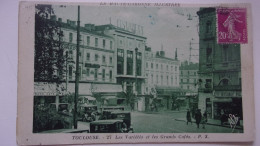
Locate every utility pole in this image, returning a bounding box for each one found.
[74,5,80,129]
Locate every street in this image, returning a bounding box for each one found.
[78,111,243,133]
[131,111,243,133]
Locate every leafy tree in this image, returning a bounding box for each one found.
[118,90,139,110]
[34,4,66,83]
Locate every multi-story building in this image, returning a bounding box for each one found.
[179,61,199,92]
[59,20,115,84]
[34,16,124,110]
[144,46,180,110]
[95,22,147,111]
[197,8,242,119]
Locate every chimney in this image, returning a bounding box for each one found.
[50,15,56,21]
[67,19,71,25]
[85,24,95,31]
[156,51,160,57]
[72,21,76,26]
[58,18,62,23]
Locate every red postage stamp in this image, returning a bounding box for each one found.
[217,8,247,44]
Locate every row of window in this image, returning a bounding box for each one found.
[146,62,178,72]
[68,32,113,49]
[205,45,240,64]
[148,74,178,86]
[68,66,113,81]
[180,71,197,76]
[69,51,113,64]
[180,78,197,83]
[117,49,142,76]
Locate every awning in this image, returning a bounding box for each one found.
[101,96,117,99]
[34,82,68,96]
[67,83,92,95]
[91,84,122,93]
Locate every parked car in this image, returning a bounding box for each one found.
[90,119,127,133]
[79,104,98,122]
[110,111,133,133]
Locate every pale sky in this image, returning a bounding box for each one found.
[52,5,200,63]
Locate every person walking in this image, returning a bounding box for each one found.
[201,111,208,129]
[186,109,192,125]
[195,109,202,128]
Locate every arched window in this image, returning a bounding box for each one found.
[218,78,230,86]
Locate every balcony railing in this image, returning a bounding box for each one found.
[213,85,241,91]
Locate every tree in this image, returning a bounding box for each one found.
[118,90,139,110]
[34,4,66,83]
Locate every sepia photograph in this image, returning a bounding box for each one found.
[17,2,255,145]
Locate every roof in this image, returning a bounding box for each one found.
[180,62,199,70]
[90,119,123,125]
[155,55,178,62]
[60,22,113,39]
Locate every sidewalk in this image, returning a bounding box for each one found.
[174,118,243,130]
[141,110,187,114]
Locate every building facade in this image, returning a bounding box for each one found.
[144,46,180,110]
[96,24,147,111]
[197,8,242,119]
[179,61,199,92]
[59,19,116,84]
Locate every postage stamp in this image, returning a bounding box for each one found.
[217,8,247,44]
[17,2,254,145]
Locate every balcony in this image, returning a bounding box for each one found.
[213,85,241,91]
[198,87,213,93]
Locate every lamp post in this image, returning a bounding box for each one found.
[73,5,80,129]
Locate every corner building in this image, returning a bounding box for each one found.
[144,47,180,111]
[197,8,242,120]
[96,24,147,111]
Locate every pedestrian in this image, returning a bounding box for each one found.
[201,111,207,129]
[195,109,202,128]
[186,109,192,125]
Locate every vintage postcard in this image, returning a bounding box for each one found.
[17,1,255,145]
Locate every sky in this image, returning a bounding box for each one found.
[52,4,200,63]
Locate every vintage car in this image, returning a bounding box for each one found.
[49,103,73,129]
[90,119,128,133]
[109,111,133,133]
[78,104,98,122]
